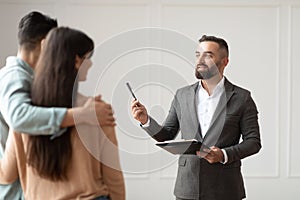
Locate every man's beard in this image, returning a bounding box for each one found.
[195,63,220,80]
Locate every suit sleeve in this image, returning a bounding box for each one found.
[224,92,262,163]
[0,131,18,184]
[142,92,180,142]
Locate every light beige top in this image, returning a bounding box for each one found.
[0,97,125,200]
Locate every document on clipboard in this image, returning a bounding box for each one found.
[155,139,209,155]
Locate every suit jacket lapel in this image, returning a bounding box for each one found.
[204,78,235,140]
[187,82,203,140]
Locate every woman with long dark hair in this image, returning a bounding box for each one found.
[0,27,125,200]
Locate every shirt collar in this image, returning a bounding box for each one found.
[198,76,225,97]
[6,56,34,76]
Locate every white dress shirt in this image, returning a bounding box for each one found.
[197,77,225,137]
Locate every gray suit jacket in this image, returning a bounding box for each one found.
[142,78,261,200]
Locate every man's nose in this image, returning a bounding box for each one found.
[197,55,205,64]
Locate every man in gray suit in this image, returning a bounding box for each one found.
[131,35,261,200]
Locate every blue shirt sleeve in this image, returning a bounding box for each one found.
[0,68,67,135]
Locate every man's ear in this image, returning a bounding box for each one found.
[222,57,229,67]
[219,57,229,74]
[40,39,45,50]
[75,55,82,70]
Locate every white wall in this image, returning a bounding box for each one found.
[0,0,300,199]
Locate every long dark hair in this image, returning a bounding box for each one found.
[27,27,94,181]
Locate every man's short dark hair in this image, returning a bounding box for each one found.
[18,11,57,51]
[199,35,229,58]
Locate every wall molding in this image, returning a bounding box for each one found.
[288,5,300,178]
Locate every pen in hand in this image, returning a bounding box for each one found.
[126,82,137,100]
[127,83,148,124]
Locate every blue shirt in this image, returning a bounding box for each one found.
[0,56,67,199]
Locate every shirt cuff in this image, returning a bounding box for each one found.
[49,107,68,135]
[221,149,228,164]
[140,118,150,127]
[50,128,67,140]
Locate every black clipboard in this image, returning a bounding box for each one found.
[155,139,209,155]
